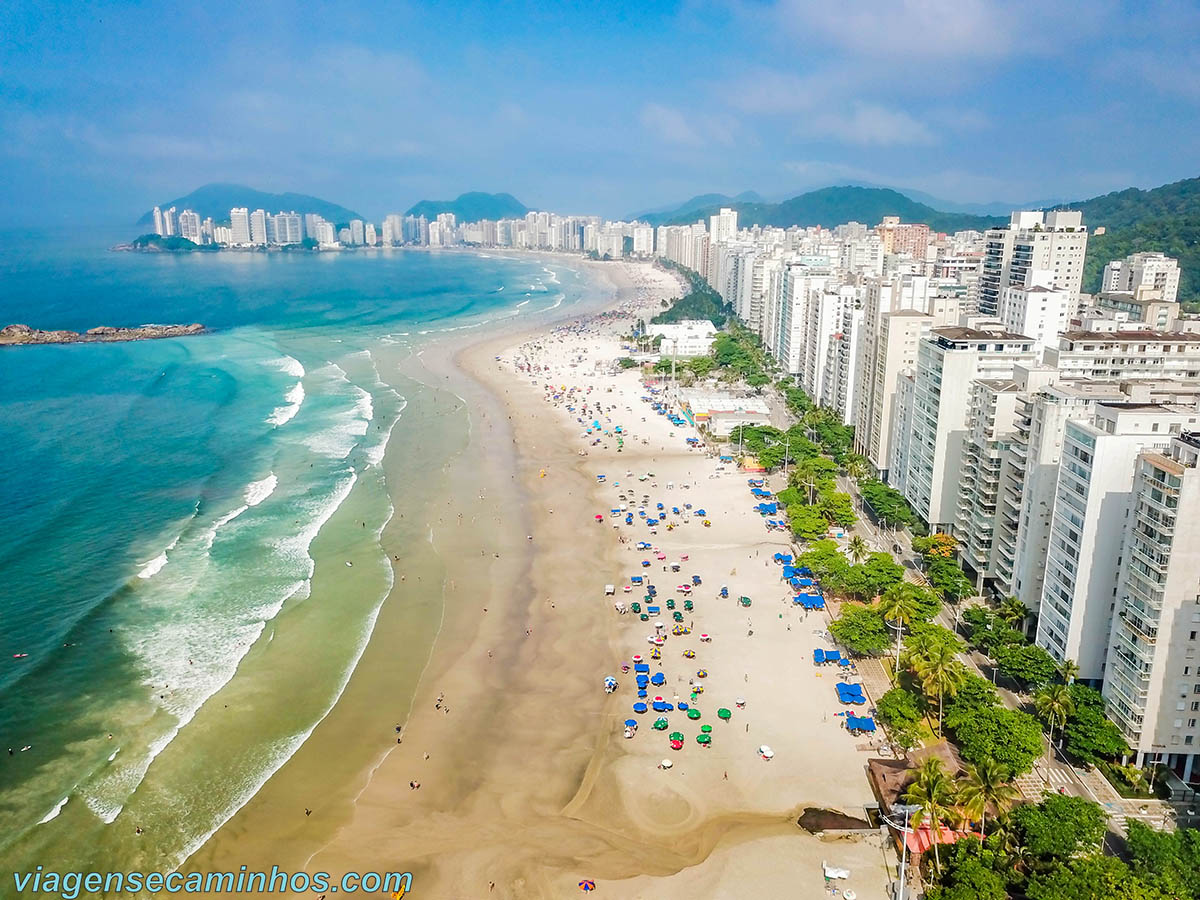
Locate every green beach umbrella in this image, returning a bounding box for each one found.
[653,717,669,730]
[717,708,732,720]
[687,708,701,720]
[669,731,684,741]
[696,734,712,745]
[700,725,713,733]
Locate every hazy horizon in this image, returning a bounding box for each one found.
[3,0,1199,225]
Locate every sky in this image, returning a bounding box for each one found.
[2,0,1199,225]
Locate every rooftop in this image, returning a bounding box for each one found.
[933,325,1032,342]
[1061,330,1200,343]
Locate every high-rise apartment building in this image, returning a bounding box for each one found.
[875,216,931,261]
[153,206,165,236]
[249,209,267,246]
[230,208,251,246]
[998,270,1072,356]
[1102,252,1181,303]
[893,326,1037,530]
[978,211,1087,317]
[1044,331,1200,380]
[177,209,202,244]
[1106,433,1200,780]
[1035,403,1198,680]
[349,219,365,246]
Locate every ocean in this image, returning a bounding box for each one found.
[0,231,595,873]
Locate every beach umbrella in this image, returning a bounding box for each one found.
[677,701,689,710]
[624,719,638,728]
[717,708,732,720]
[633,702,648,714]
[735,697,746,708]
[632,654,643,663]
[660,759,673,769]
[700,725,712,733]
[758,745,775,760]
[651,673,666,686]
[683,649,696,658]
[687,708,701,720]
[579,880,596,892]
[696,734,712,745]
[669,739,684,750]
[696,669,708,678]
[653,717,669,730]
[669,731,684,741]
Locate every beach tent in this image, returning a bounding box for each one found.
[823,650,842,663]
[634,663,650,673]
[696,734,712,745]
[836,683,867,705]
[636,676,649,688]
[846,715,876,733]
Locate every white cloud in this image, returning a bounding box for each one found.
[639,103,739,148]
[807,103,935,146]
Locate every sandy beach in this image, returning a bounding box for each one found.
[189,257,892,898]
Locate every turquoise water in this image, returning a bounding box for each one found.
[0,232,590,868]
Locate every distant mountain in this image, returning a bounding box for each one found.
[136,183,362,226]
[630,191,764,223]
[1054,176,1200,302]
[405,192,528,223]
[650,186,1003,232]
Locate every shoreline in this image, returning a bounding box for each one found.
[189,254,889,898]
[183,257,646,879]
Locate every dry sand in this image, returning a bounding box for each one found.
[192,258,894,898]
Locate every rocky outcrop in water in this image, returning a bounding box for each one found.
[0,323,206,346]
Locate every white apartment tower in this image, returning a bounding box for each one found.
[1102,252,1181,303]
[248,209,267,246]
[1035,403,1198,681]
[230,208,251,246]
[893,326,1037,530]
[1106,433,1200,782]
[978,211,1087,317]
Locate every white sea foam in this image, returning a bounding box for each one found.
[516,299,531,308]
[244,474,278,507]
[38,796,69,824]
[267,382,305,427]
[137,552,168,580]
[353,385,374,422]
[364,398,406,467]
[266,356,305,379]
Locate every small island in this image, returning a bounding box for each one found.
[0,323,206,347]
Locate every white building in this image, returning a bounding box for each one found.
[230,208,251,246]
[1035,403,1198,681]
[1106,432,1200,781]
[1044,331,1200,380]
[893,326,1038,530]
[978,211,1088,317]
[177,209,202,244]
[249,209,267,246]
[1102,252,1181,303]
[998,269,1072,356]
[648,320,718,358]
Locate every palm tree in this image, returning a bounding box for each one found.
[1033,682,1074,752]
[911,644,967,735]
[847,534,869,564]
[1059,658,1080,685]
[904,757,956,873]
[998,596,1030,632]
[878,583,923,675]
[845,456,867,481]
[956,759,1019,835]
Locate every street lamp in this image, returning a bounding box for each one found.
[882,803,921,900]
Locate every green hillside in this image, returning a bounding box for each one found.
[405,192,528,222]
[1055,177,1200,302]
[650,186,1001,233]
[137,183,361,226]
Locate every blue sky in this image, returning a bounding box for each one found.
[2,0,1198,224]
